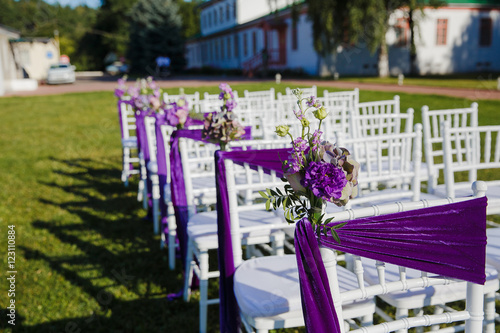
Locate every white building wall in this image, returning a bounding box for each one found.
[0,28,20,95]
[11,40,59,81]
[416,7,500,74]
[236,0,290,25]
[284,13,319,75]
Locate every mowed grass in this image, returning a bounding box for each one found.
[0,84,499,332]
[333,73,500,91]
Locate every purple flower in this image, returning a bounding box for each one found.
[293,137,308,152]
[219,83,234,100]
[306,96,321,108]
[225,99,237,112]
[293,108,304,120]
[114,88,125,98]
[301,161,347,202]
[311,130,322,152]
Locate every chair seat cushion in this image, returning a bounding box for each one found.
[187,210,285,249]
[234,254,374,318]
[361,257,499,309]
[487,227,500,272]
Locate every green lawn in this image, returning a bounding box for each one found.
[0,84,498,332]
[329,73,500,91]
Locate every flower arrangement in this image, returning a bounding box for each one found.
[163,97,190,129]
[202,83,245,150]
[114,76,164,113]
[261,88,359,239]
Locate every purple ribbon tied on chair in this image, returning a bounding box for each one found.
[214,147,488,333]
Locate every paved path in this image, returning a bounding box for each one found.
[4,75,500,100]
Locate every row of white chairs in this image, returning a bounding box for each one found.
[117,86,500,332]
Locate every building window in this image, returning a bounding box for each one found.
[292,25,298,50]
[227,36,231,59]
[252,31,257,55]
[234,34,239,58]
[479,18,492,47]
[226,4,230,21]
[208,12,212,27]
[395,18,409,47]
[214,10,217,26]
[243,33,248,57]
[234,3,237,19]
[436,18,448,46]
[220,7,224,23]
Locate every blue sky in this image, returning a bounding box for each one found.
[44,0,101,8]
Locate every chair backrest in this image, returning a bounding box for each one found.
[163,92,201,113]
[442,121,500,198]
[118,100,137,140]
[318,186,486,333]
[322,88,359,110]
[286,85,317,98]
[224,154,289,267]
[349,107,414,140]
[336,123,422,207]
[243,88,275,101]
[201,91,239,113]
[422,103,479,193]
[144,115,157,163]
[179,138,291,215]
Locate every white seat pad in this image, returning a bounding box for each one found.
[234,254,373,318]
[487,227,500,272]
[361,257,499,309]
[187,210,286,249]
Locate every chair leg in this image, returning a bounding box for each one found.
[152,197,159,235]
[183,239,194,302]
[167,203,177,271]
[484,291,496,333]
[395,307,409,333]
[137,179,144,202]
[413,308,423,333]
[199,249,209,333]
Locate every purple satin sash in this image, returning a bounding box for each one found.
[215,148,290,333]
[295,197,487,332]
[214,148,488,333]
[154,116,204,241]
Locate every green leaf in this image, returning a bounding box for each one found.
[331,229,341,244]
[265,199,271,211]
[325,217,334,224]
[258,190,268,199]
[331,222,348,229]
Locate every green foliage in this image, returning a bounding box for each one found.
[127,0,185,74]
[174,0,202,38]
[0,0,98,69]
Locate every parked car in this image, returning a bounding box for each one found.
[105,61,128,76]
[46,63,76,84]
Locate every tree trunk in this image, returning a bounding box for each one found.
[378,36,389,78]
[409,7,418,76]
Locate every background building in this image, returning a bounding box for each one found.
[185,0,500,76]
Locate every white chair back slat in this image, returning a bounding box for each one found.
[286,85,317,98]
[442,122,500,215]
[144,116,157,162]
[421,103,478,193]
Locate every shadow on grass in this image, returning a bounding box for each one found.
[13,157,207,333]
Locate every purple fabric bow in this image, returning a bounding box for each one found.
[295,197,487,332]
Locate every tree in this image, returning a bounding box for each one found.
[305,0,442,77]
[174,0,202,39]
[127,0,185,74]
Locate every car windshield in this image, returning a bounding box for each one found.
[50,64,69,69]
